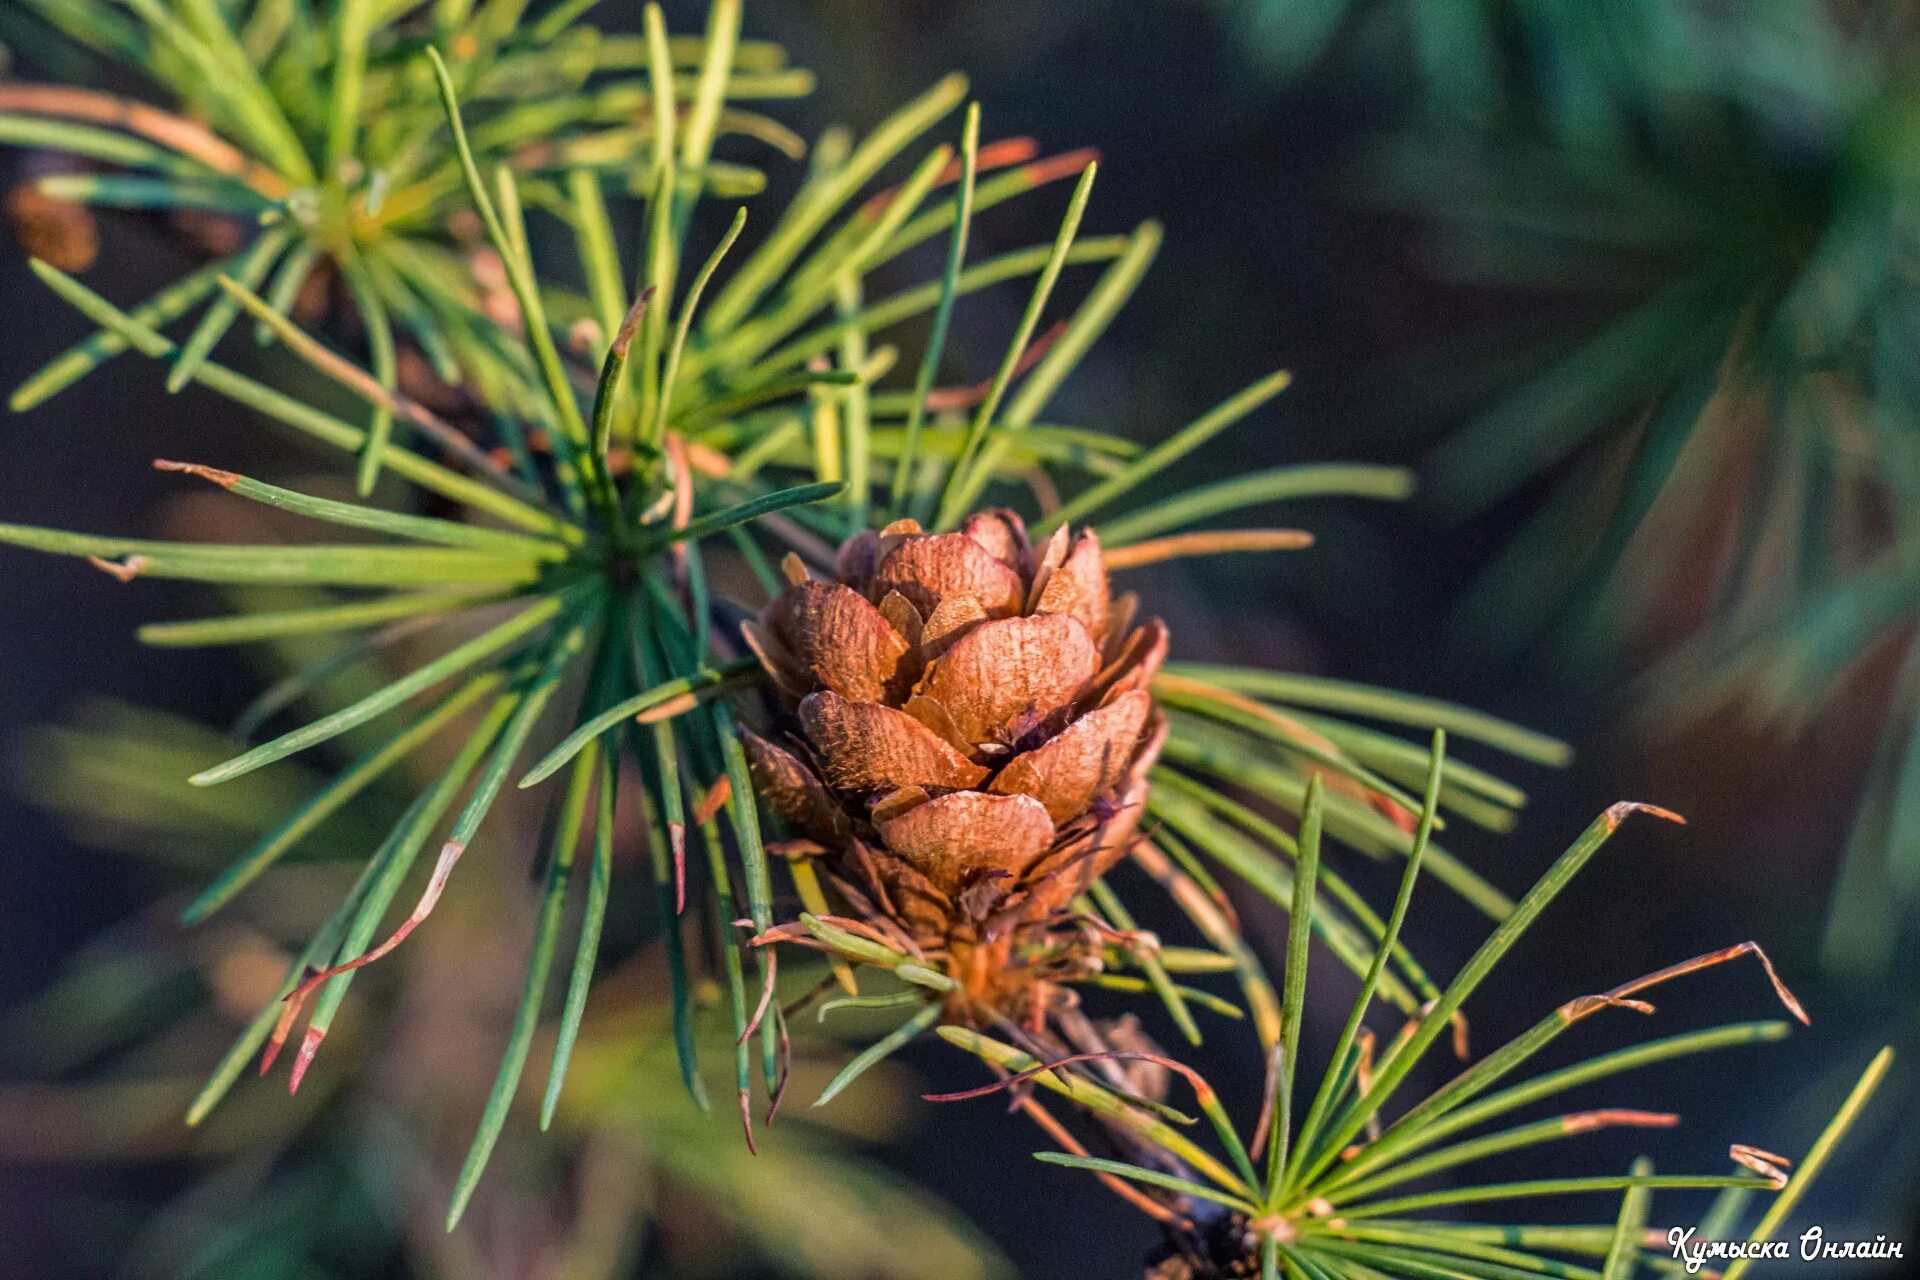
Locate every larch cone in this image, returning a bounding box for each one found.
[741,510,1168,1016]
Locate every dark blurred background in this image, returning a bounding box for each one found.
[1,2,1911,1277]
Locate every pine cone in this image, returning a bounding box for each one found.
[741,510,1167,998]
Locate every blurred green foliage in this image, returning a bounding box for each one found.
[1222,0,1920,978]
[3,660,1009,1280]
[0,0,810,429]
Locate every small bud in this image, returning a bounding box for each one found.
[7,184,98,273]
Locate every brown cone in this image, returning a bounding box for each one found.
[743,511,1167,982]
